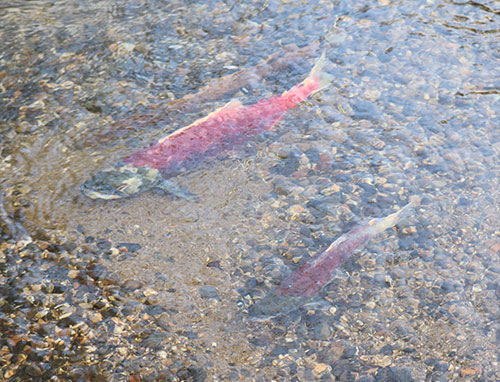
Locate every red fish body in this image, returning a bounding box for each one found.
[275,224,372,297]
[124,76,321,174]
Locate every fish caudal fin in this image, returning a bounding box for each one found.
[370,196,420,234]
[280,50,333,107]
[308,50,333,93]
[153,179,199,202]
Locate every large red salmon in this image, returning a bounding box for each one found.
[81,52,331,200]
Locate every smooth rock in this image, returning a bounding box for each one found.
[199,286,219,299]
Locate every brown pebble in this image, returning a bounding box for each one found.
[4,368,15,379]
[68,270,79,279]
[38,242,49,250]
[460,368,479,377]
[89,312,102,323]
[312,362,330,376]
[327,342,345,363]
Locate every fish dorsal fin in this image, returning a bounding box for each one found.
[158,100,243,144]
[217,99,243,110]
[198,99,243,122]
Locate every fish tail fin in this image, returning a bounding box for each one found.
[370,196,420,233]
[308,50,334,93]
[280,50,332,108]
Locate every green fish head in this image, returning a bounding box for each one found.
[81,164,162,200]
[247,293,307,321]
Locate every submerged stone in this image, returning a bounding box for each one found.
[199,286,219,299]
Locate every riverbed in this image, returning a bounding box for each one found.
[1,0,499,380]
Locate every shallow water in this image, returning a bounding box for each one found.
[1,0,500,380]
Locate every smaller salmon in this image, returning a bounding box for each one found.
[248,199,418,319]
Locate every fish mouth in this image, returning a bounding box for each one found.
[80,185,125,200]
[80,177,128,200]
[81,165,161,200]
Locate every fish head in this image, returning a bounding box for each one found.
[81,164,162,200]
[247,293,307,321]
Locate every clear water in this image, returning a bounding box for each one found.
[1,0,499,380]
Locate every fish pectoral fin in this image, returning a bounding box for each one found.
[152,179,199,202]
[302,297,333,312]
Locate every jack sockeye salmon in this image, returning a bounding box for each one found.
[248,199,418,320]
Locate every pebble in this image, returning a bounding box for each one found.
[116,242,142,252]
[271,153,300,176]
[312,362,330,377]
[329,129,349,144]
[372,273,389,286]
[372,355,392,367]
[351,100,381,121]
[321,184,341,195]
[277,147,292,159]
[380,344,394,355]
[375,367,414,382]
[67,269,80,279]
[96,239,111,251]
[459,368,479,377]
[312,321,332,341]
[392,320,415,339]
[0,218,201,380]
[341,345,358,359]
[3,1,500,380]
[143,287,158,297]
[365,301,376,310]
[271,344,288,356]
[358,376,375,382]
[273,179,294,196]
[199,286,219,299]
[288,204,306,215]
[24,363,43,377]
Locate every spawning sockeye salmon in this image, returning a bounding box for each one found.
[81,52,332,200]
[248,199,418,320]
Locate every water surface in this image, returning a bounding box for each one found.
[1,0,500,380]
